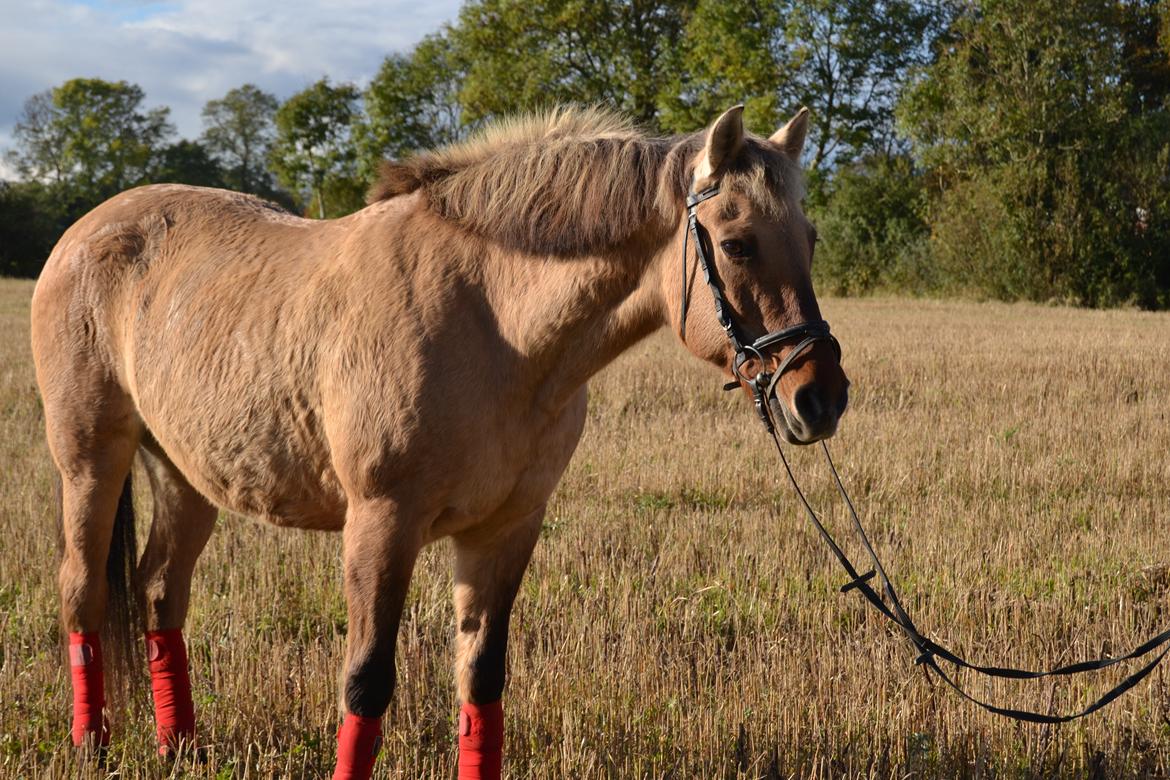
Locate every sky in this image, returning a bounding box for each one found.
[0,0,464,175]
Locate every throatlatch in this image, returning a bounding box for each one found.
[684,181,1170,723]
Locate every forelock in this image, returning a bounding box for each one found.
[720,138,805,219]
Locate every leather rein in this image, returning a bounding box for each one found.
[682,182,1170,724]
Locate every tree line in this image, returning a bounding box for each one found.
[2,0,1168,307]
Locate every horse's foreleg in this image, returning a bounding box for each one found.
[136,447,216,756]
[451,509,543,780]
[333,499,422,780]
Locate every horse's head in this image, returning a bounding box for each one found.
[665,105,849,444]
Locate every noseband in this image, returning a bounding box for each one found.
[680,184,840,432]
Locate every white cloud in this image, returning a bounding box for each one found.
[0,0,463,159]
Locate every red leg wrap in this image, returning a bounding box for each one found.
[145,628,196,755]
[68,632,108,747]
[332,713,383,780]
[458,700,503,780]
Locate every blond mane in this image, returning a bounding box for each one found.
[370,106,802,256]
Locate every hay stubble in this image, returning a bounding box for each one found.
[2,279,1169,778]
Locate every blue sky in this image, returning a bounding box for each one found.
[0,0,464,173]
[68,0,181,23]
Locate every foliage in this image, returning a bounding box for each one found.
[8,78,175,206]
[359,33,467,171]
[899,0,1170,307]
[155,140,226,189]
[269,79,363,218]
[201,84,280,195]
[657,0,783,136]
[809,154,933,296]
[0,182,60,277]
[451,0,693,130]
[663,0,944,171]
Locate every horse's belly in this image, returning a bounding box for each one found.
[144,407,347,531]
[122,251,348,529]
[129,345,346,530]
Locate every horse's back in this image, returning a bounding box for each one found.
[34,184,316,334]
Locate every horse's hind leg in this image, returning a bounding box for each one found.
[45,389,141,750]
[451,509,543,780]
[136,444,216,756]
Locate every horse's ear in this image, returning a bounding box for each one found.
[696,105,745,182]
[770,107,810,160]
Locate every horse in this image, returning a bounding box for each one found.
[31,103,848,779]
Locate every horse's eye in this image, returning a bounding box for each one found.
[720,239,749,259]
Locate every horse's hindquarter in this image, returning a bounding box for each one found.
[39,185,351,528]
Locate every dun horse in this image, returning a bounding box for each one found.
[32,104,848,778]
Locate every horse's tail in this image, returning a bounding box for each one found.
[104,472,143,699]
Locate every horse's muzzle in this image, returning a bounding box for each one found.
[771,380,849,444]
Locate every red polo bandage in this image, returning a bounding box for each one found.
[333,713,383,780]
[68,632,108,747]
[145,628,195,755]
[458,700,503,780]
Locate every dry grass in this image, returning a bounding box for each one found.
[3,277,1170,778]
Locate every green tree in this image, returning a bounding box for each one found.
[360,33,466,172]
[9,78,174,205]
[1118,0,1170,112]
[809,154,933,296]
[657,0,784,135]
[451,0,694,130]
[0,180,59,277]
[6,92,68,184]
[270,79,363,218]
[899,0,1170,306]
[1164,0,1170,58]
[156,140,226,188]
[785,0,941,167]
[201,84,280,194]
[664,0,942,169]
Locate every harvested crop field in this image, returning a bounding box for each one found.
[2,277,1170,778]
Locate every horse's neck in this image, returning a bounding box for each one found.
[484,237,672,412]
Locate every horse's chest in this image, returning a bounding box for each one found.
[498,403,586,513]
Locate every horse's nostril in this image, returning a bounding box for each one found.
[793,384,827,427]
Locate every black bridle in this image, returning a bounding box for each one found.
[681,184,839,433]
[683,182,1170,723]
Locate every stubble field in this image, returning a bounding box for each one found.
[2,277,1170,778]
